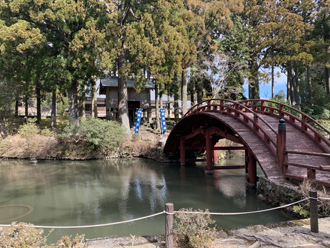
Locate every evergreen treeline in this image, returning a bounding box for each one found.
[0,0,329,133]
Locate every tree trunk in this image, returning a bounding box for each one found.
[147,69,152,123]
[287,62,295,105]
[67,81,79,127]
[155,81,159,130]
[79,86,86,119]
[196,81,203,103]
[91,79,98,118]
[271,64,274,99]
[105,87,110,120]
[326,67,330,96]
[36,82,41,124]
[248,58,260,99]
[25,95,28,120]
[51,90,56,128]
[118,50,131,137]
[189,81,195,105]
[174,82,179,123]
[181,70,187,115]
[294,61,300,109]
[287,69,291,103]
[159,83,163,109]
[167,85,171,118]
[15,99,18,118]
[0,115,3,139]
[307,65,312,102]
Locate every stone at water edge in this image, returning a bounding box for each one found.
[156,183,164,189]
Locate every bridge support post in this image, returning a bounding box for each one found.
[213,143,219,165]
[205,128,213,174]
[277,119,288,174]
[180,137,185,166]
[247,149,257,184]
[245,149,248,174]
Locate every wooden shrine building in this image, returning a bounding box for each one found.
[98,76,154,125]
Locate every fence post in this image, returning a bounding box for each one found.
[165,203,174,248]
[310,190,318,233]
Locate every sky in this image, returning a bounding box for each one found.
[242,68,287,99]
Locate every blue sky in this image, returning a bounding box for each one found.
[242,68,287,99]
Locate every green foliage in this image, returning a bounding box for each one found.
[174,208,216,248]
[293,205,310,217]
[18,118,39,137]
[266,98,302,118]
[62,117,126,152]
[0,222,52,247]
[40,129,53,137]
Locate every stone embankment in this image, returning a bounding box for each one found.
[86,217,330,248]
[257,176,303,211]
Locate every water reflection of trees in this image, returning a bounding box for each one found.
[213,170,247,208]
[0,159,167,223]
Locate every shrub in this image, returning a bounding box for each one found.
[294,179,330,217]
[174,208,216,248]
[0,222,52,247]
[18,118,40,155]
[56,234,85,248]
[18,118,40,137]
[61,117,126,152]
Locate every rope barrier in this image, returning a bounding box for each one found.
[0,211,165,229]
[318,197,330,201]
[173,198,309,216]
[1,196,328,230]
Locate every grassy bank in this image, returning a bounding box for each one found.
[0,116,163,160]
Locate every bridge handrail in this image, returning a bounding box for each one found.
[286,150,330,158]
[239,99,330,139]
[185,99,278,135]
[185,99,277,150]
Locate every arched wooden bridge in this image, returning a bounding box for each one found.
[164,99,330,186]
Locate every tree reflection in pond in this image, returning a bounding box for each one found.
[0,158,291,244]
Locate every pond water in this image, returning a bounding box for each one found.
[0,158,293,243]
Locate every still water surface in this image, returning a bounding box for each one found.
[0,158,292,243]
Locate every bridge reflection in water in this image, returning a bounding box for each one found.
[164,99,330,187]
[0,159,290,242]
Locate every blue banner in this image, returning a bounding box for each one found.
[134,108,143,134]
[160,108,167,134]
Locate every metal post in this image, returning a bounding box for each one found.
[165,203,174,248]
[277,119,287,173]
[310,190,319,233]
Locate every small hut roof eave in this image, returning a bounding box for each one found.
[99,76,155,95]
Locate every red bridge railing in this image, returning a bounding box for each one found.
[238,100,330,152]
[185,99,278,156]
[185,99,330,186]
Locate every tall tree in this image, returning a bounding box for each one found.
[0,0,114,126]
[313,0,330,96]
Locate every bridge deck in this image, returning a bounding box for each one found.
[261,115,330,182]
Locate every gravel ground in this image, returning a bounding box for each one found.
[86,217,330,248]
